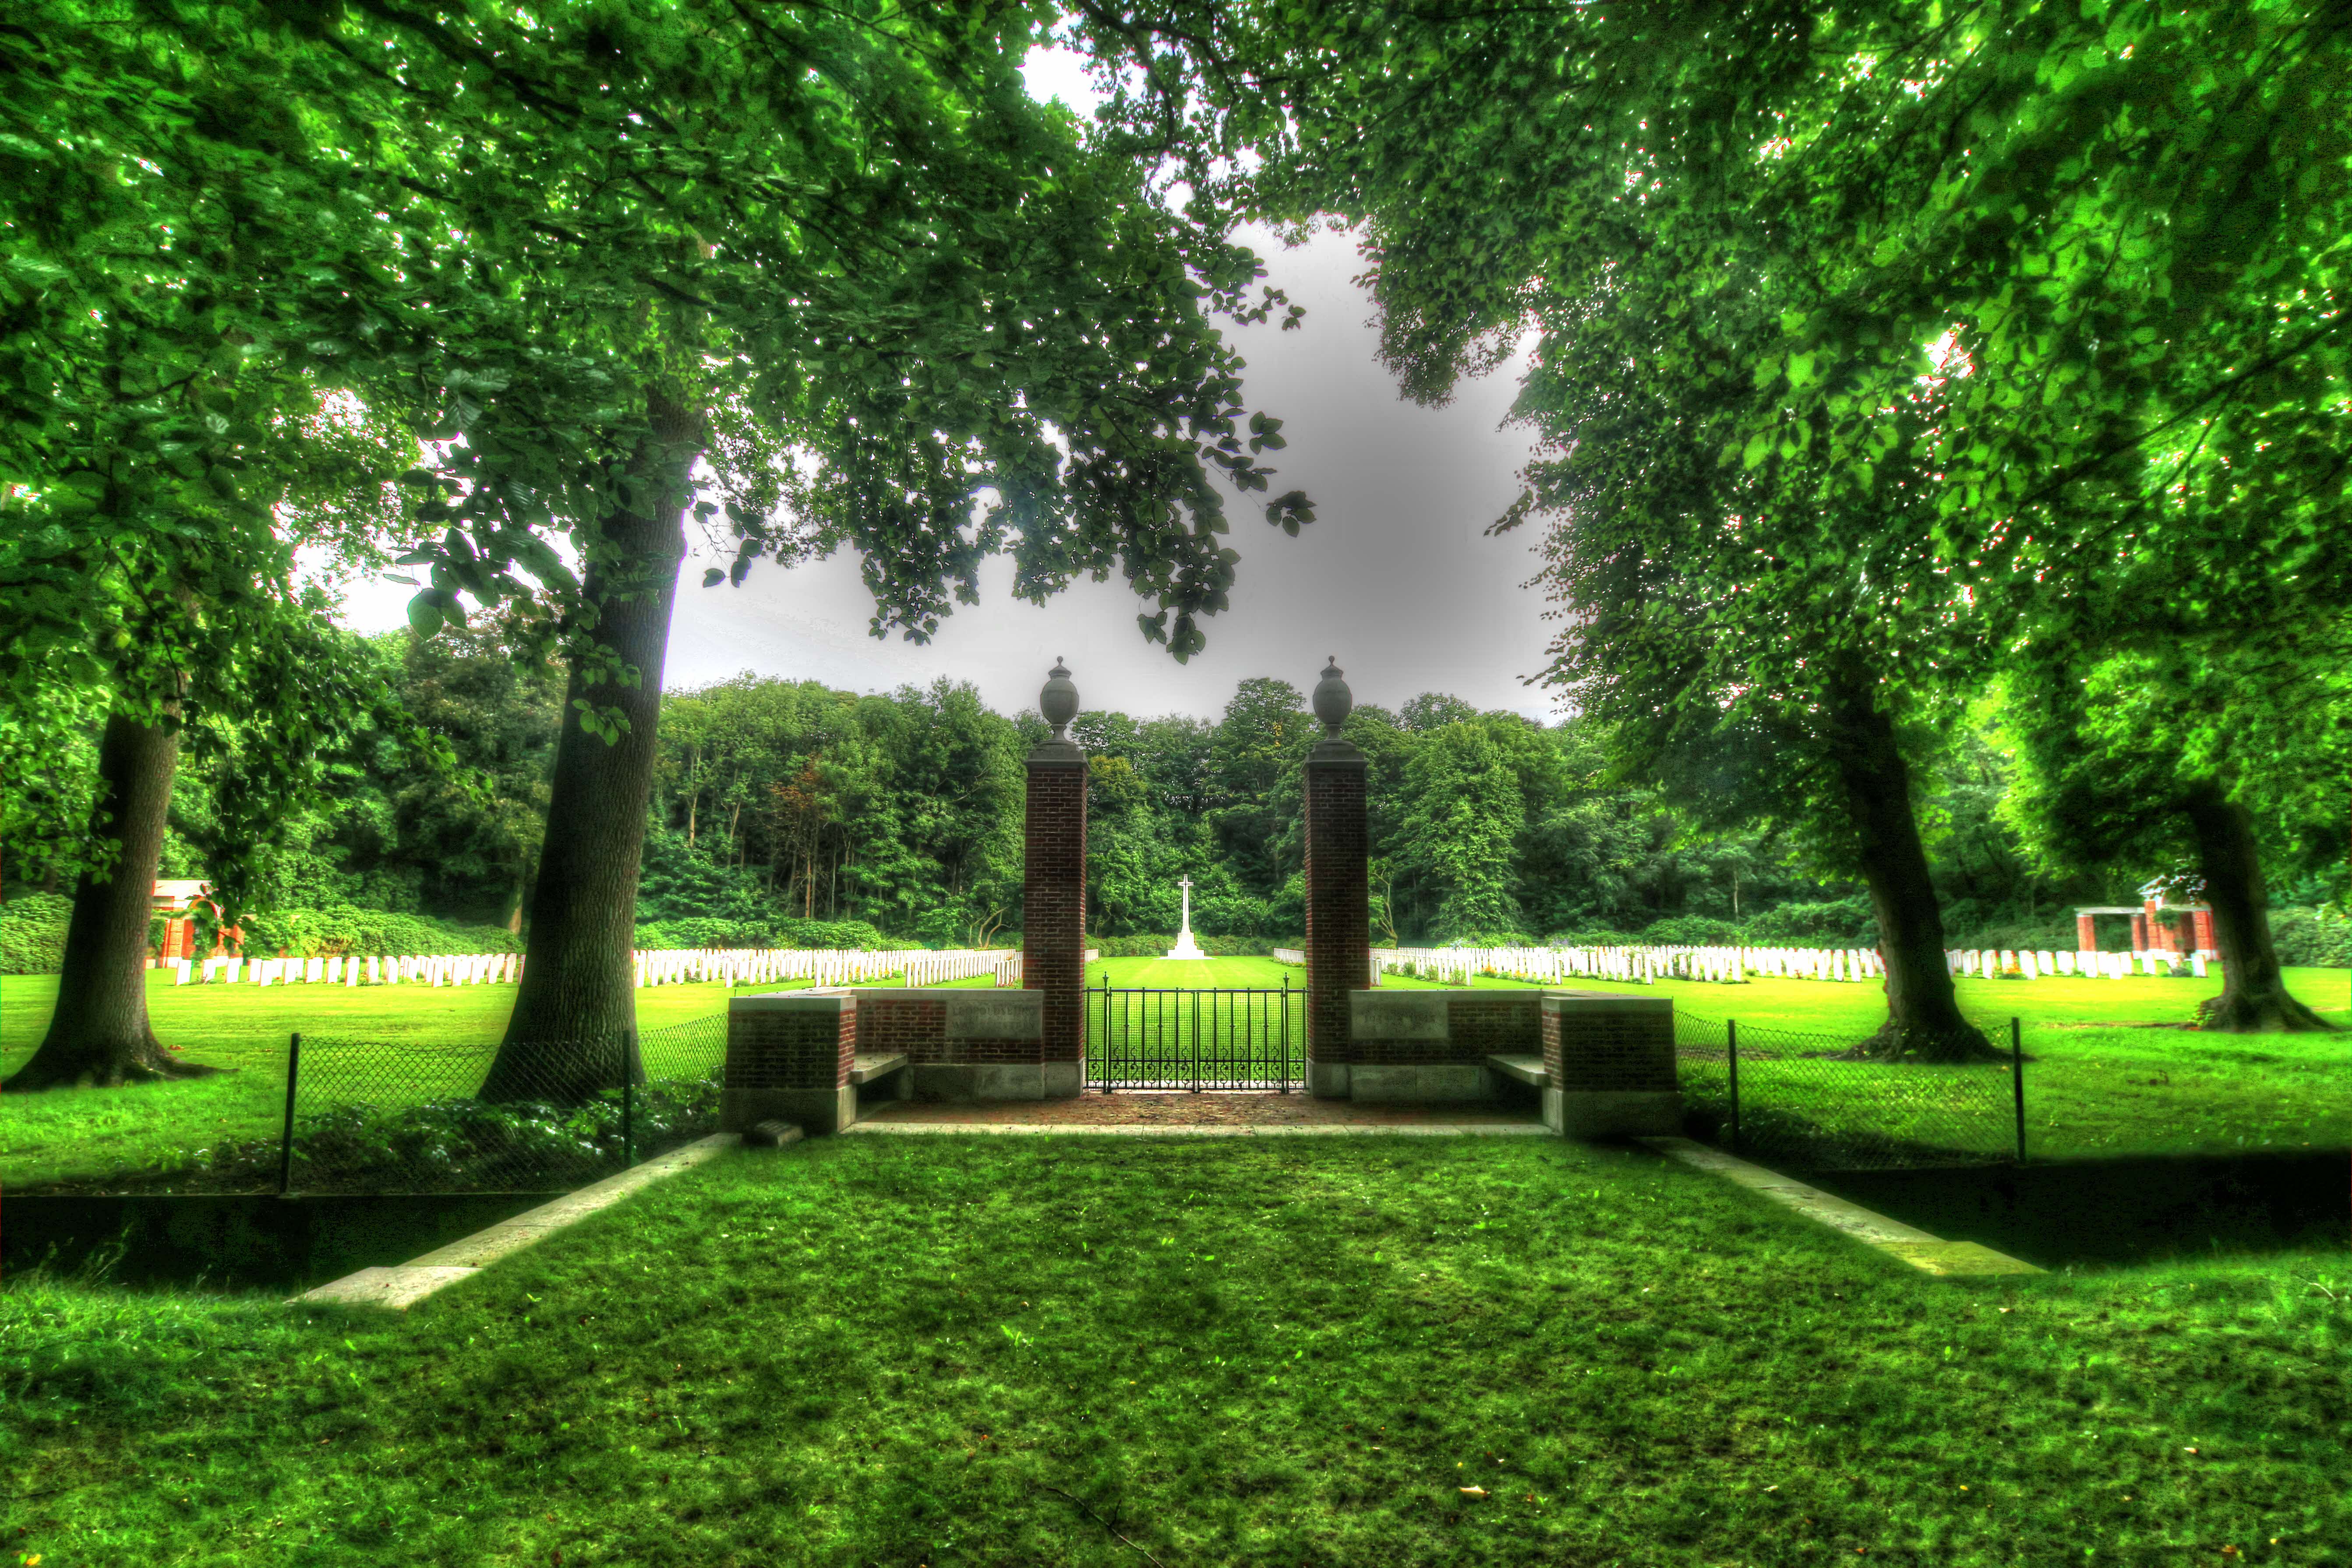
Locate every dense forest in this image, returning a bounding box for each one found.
[9,629,2341,967]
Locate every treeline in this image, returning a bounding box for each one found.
[19,631,2336,964]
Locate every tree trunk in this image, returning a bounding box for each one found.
[1827,689,1995,1062]
[481,392,700,1102]
[5,708,221,1089]
[2185,784,2336,1033]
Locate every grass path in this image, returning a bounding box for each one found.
[6,1137,2346,1565]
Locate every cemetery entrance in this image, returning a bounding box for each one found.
[1090,984,1306,1091]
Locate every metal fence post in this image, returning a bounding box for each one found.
[279,1031,301,1196]
[2010,1015,2026,1163]
[1726,1019,1740,1150]
[622,1029,637,1167]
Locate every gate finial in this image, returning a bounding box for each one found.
[1312,657,1352,740]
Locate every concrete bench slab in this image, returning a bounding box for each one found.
[1486,1052,1549,1088]
[849,1052,908,1086]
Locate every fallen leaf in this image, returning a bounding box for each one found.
[1458,1487,1487,1497]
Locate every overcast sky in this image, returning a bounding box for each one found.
[332,51,1560,724]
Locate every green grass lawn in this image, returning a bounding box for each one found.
[5,1136,2346,1565]
[7,960,2346,1187]
[0,974,770,1189]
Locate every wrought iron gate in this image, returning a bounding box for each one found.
[1090,984,1304,1091]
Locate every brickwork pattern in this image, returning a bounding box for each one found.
[726,1005,854,1091]
[1349,995,1540,1064]
[1023,758,1088,1064]
[1543,1006,1676,1093]
[1304,757,1369,1065]
[1444,995,1543,1059]
[853,996,946,1062]
[855,992,1049,1066]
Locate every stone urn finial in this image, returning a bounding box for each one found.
[1312,655,1352,740]
[1040,657,1079,740]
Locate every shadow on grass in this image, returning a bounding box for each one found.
[0,1192,554,1293]
[1809,1151,2352,1270]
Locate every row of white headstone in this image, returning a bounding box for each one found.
[1283,943,2203,987]
[1946,947,2203,979]
[176,952,519,987]
[166,947,1020,991]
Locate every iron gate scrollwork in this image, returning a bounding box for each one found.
[1090,984,1304,1091]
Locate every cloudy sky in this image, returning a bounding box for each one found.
[333,52,1559,724]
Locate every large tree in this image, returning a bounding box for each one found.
[0,4,490,1088]
[272,1,1319,1097]
[2002,622,2348,1034]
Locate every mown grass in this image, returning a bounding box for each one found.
[0,974,780,1189]
[5,1137,2346,1565]
[7,960,2345,1187]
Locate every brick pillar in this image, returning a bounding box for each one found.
[1023,660,1087,1097]
[2192,908,2217,956]
[2130,910,2150,951]
[1304,659,1369,1098]
[2075,913,2097,954]
[1540,994,1681,1136]
[723,992,855,1134]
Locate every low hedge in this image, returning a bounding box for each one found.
[630,916,899,951]
[235,905,521,960]
[1088,933,1289,958]
[0,893,72,975]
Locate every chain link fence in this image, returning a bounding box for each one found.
[1675,1011,2025,1170]
[275,1011,727,1194]
[17,1013,731,1195]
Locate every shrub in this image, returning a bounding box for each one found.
[1543,928,1646,948]
[1641,915,1743,946]
[0,893,73,974]
[2269,907,2352,968]
[1436,930,1536,949]
[177,1075,724,1191]
[236,905,520,959]
[1740,897,1877,946]
[630,916,899,951]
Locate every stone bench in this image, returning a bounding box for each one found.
[1485,1053,1549,1089]
[850,1051,911,1100]
[849,1051,908,1086]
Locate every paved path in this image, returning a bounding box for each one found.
[856,1093,1540,1129]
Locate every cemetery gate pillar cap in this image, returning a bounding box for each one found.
[1031,657,1084,763]
[1310,656,1364,765]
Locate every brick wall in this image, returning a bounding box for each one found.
[1348,993,1540,1064]
[1542,1000,1675,1093]
[726,997,854,1091]
[853,994,946,1061]
[851,991,1047,1065]
[1024,756,1088,1065]
[1304,752,1369,1065]
[1446,995,1542,1058]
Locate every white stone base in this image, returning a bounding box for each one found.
[1163,933,1209,960]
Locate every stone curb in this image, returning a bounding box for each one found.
[1639,1136,2042,1278]
[842,1121,1555,1137]
[292,1134,738,1311]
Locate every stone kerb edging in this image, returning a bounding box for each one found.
[294,1133,738,1311]
[1641,1137,2042,1279]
